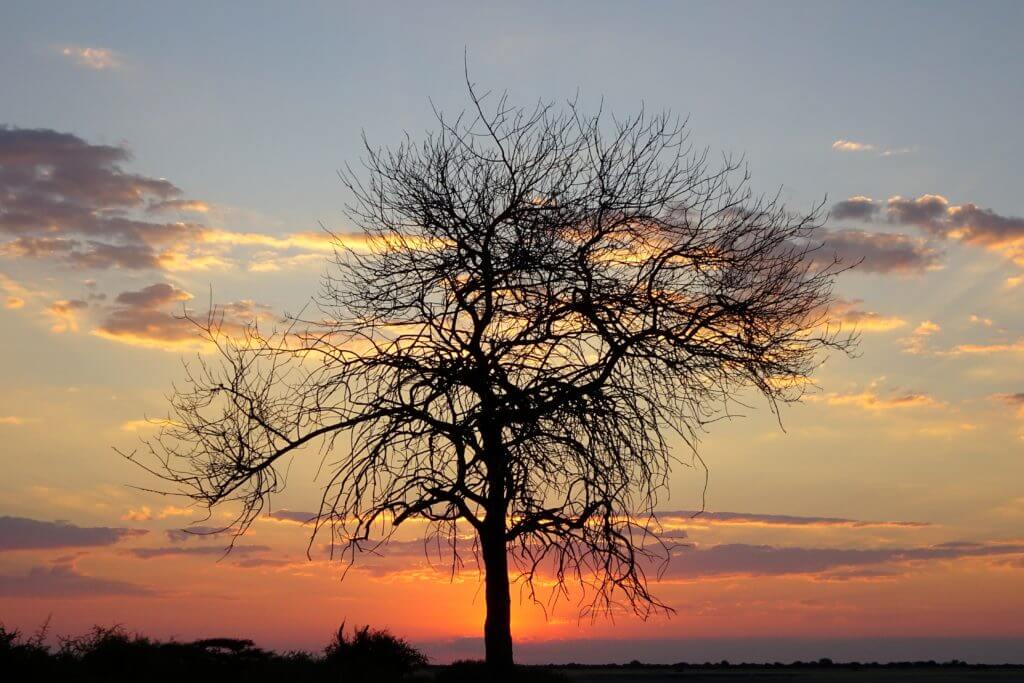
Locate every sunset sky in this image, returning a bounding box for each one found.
[2,1,1023,664]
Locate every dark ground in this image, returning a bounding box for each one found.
[552,666,1024,682]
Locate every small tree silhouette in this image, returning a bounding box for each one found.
[132,81,853,670]
[324,623,427,681]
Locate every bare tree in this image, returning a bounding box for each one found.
[132,84,853,670]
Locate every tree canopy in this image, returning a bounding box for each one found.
[132,84,854,669]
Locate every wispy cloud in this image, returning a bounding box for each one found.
[660,540,1024,580]
[0,560,156,598]
[657,511,929,530]
[832,140,911,157]
[829,299,906,332]
[832,140,876,153]
[57,45,124,70]
[0,516,147,551]
[992,392,1024,418]
[121,505,194,522]
[126,544,271,560]
[0,415,38,426]
[806,380,941,412]
[900,320,941,355]
[942,338,1024,356]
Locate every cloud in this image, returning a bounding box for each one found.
[0,272,50,310]
[92,283,272,351]
[265,510,318,525]
[0,516,147,551]
[941,338,1024,356]
[57,46,124,70]
[661,541,1024,580]
[121,505,194,522]
[46,298,89,333]
[830,196,880,222]
[120,418,179,432]
[92,283,200,349]
[122,506,189,521]
[900,320,940,355]
[0,415,37,426]
[114,282,192,308]
[811,228,941,274]
[0,561,156,598]
[886,195,951,232]
[832,140,875,153]
[806,387,941,412]
[127,544,271,559]
[165,526,234,543]
[657,511,929,530]
[885,194,1024,265]
[993,393,1024,418]
[944,204,1024,249]
[0,126,207,271]
[832,140,911,157]
[0,125,422,286]
[829,299,906,332]
[147,199,210,214]
[9,275,277,352]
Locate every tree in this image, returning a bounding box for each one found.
[133,84,853,671]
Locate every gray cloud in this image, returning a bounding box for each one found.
[127,544,271,559]
[0,561,155,598]
[114,282,191,308]
[0,516,147,551]
[0,126,204,270]
[945,203,1024,247]
[830,197,880,222]
[265,510,318,524]
[661,541,1024,579]
[165,526,234,543]
[811,228,941,274]
[94,282,271,349]
[886,194,1024,248]
[886,194,950,230]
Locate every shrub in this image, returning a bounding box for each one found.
[323,623,428,682]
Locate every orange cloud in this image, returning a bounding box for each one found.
[993,393,1024,418]
[121,505,193,522]
[0,416,37,426]
[90,283,274,352]
[47,299,89,333]
[57,45,124,70]
[807,388,941,412]
[943,339,1024,356]
[829,299,906,332]
[832,140,875,153]
[900,320,940,354]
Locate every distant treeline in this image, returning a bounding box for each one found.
[4,621,1021,682]
[0,621,432,682]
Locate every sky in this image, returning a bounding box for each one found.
[1,0,1023,664]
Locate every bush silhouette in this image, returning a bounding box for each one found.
[324,623,428,682]
[1,621,426,682]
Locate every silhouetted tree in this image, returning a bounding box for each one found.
[132,82,853,671]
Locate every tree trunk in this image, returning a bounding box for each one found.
[481,527,514,670]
